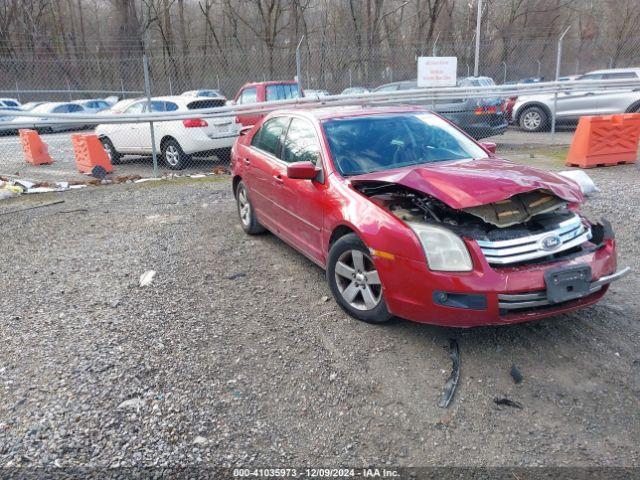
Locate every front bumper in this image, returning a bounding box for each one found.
[374,236,627,328]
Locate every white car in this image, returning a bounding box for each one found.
[512,68,640,131]
[0,98,21,108]
[75,99,112,114]
[12,101,89,133]
[182,89,225,99]
[95,96,240,170]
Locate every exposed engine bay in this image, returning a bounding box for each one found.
[354,181,595,265]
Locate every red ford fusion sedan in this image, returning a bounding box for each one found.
[230,106,629,327]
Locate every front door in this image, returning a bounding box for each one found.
[273,117,325,263]
[243,116,290,229]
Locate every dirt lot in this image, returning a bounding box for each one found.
[0,151,638,470]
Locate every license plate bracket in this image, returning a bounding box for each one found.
[544,265,592,304]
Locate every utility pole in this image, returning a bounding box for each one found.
[473,0,482,77]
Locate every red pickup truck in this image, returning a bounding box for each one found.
[231,80,302,126]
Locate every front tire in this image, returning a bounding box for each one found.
[162,138,190,170]
[518,106,548,132]
[235,181,265,235]
[327,233,392,324]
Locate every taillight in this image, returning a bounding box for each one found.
[183,118,208,128]
[474,105,498,115]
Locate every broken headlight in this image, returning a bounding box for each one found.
[408,222,473,272]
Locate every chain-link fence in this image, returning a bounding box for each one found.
[2,34,640,181]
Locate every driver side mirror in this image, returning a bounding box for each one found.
[287,161,320,180]
[479,141,496,154]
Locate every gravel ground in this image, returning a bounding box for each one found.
[0,154,638,471]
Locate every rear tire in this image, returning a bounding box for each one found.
[162,138,190,170]
[327,233,392,324]
[235,180,265,235]
[518,106,548,132]
[100,137,122,165]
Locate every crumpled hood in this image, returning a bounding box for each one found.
[350,158,583,209]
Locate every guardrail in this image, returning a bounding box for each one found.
[1,78,640,128]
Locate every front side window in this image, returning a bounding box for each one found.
[604,72,638,80]
[251,116,289,158]
[239,87,257,104]
[67,104,84,112]
[52,105,68,113]
[323,113,489,176]
[282,118,321,165]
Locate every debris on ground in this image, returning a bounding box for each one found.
[438,339,460,408]
[0,200,65,216]
[212,166,230,175]
[91,165,108,180]
[139,270,157,287]
[510,365,523,384]
[494,397,523,409]
[225,272,246,280]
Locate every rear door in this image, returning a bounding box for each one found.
[557,73,604,119]
[113,100,146,152]
[244,116,290,228]
[274,116,326,262]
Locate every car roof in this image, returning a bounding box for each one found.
[587,68,640,74]
[241,80,298,88]
[269,105,427,121]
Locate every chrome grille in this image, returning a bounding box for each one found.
[476,214,591,266]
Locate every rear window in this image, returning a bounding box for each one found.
[187,99,226,109]
[266,84,300,101]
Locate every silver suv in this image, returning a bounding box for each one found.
[512,68,640,132]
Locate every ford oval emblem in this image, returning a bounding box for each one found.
[540,234,562,251]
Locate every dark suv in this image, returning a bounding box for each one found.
[373,76,508,140]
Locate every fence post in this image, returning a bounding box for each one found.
[296,36,304,91]
[473,0,482,76]
[502,61,507,83]
[67,79,72,101]
[551,26,571,143]
[15,79,20,103]
[143,55,159,178]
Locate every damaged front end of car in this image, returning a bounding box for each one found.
[351,176,629,323]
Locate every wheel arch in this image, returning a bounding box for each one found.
[232,175,242,197]
[514,101,552,124]
[159,135,179,151]
[328,224,359,252]
[625,100,640,113]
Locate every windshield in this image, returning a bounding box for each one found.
[323,113,488,176]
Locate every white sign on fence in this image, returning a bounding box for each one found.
[417,57,458,87]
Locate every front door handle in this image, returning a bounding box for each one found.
[273,173,283,185]
[243,158,250,166]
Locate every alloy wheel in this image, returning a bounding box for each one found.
[237,186,251,227]
[523,110,542,130]
[165,145,180,166]
[334,249,382,311]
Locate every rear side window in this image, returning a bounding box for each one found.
[125,102,145,114]
[266,84,300,101]
[187,99,226,109]
[68,104,84,112]
[251,117,289,158]
[239,87,257,104]
[53,105,68,113]
[604,72,638,80]
[282,118,321,165]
